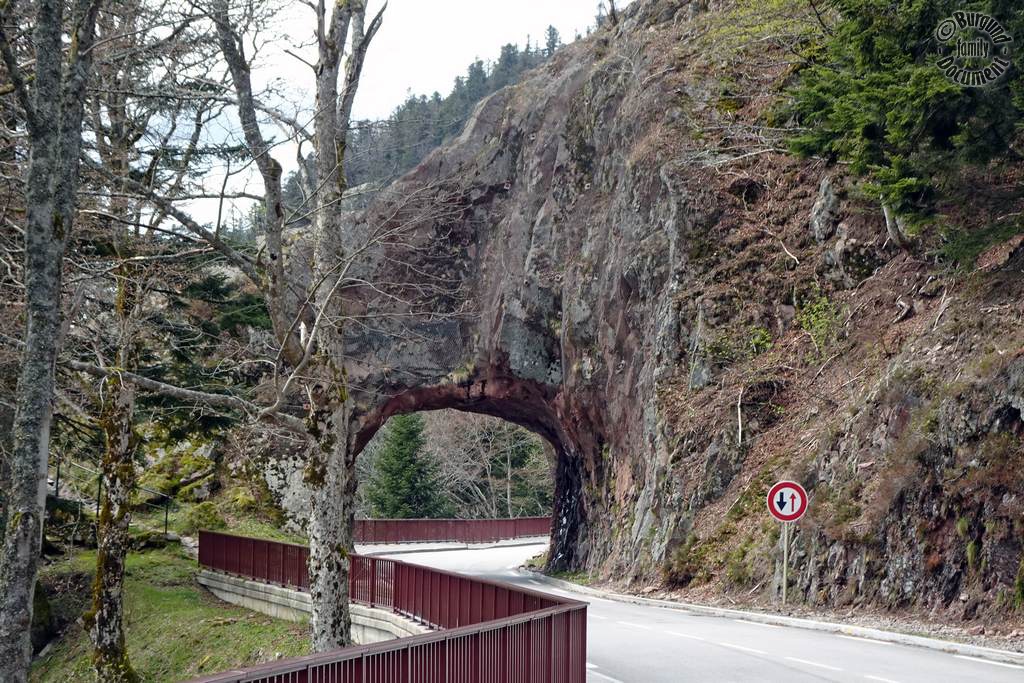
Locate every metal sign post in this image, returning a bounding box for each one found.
[782,522,791,605]
[767,480,808,606]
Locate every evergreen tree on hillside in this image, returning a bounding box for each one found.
[545,25,561,57]
[366,414,451,518]
[789,1,1023,235]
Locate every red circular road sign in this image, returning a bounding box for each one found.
[767,481,808,522]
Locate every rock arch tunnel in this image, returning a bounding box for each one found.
[329,15,687,580]
[334,83,626,574]
[350,367,590,572]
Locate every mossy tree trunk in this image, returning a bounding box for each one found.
[0,2,101,679]
[84,268,141,683]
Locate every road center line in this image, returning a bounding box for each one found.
[668,631,707,642]
[590,614,608,620]
[718,642,767,655]
[735,619,781,628]
[838,635,894,646]
[953,655,1024,669]
[864,675,903,683]
[785,657,842,671]
[616,621,654,630]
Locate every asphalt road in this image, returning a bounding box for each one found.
[382,543,1024,683]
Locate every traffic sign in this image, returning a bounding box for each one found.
[767,480,808,523]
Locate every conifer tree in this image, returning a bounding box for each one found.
[545,25,561,57]
[366,414,451,518]
[789,0,1023,233]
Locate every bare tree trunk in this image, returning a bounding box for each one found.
[300,0,382,652]
[881,199,910,250]
[305,397,356,651]
[0,2,100,678]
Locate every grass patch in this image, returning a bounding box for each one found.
[523,550,548,571]
[32,546,309,682]
[796,286,842,356]
[548,569,593,586]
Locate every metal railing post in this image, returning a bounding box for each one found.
[164,499,170,536]
[372,557,380,606]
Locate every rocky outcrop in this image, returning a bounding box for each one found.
[323,0,1024,621]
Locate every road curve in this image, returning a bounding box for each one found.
[381,543,1024,683]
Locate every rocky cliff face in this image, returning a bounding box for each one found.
[332,0,1024,621]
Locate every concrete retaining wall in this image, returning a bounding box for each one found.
[197,570,429,644]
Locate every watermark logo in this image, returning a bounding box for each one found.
[935,11,1013,87]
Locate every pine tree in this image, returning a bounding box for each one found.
[366,413,451,518]
[545,25,561,57]
[491,44,521,89]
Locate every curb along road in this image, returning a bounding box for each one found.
[521,569,1024,668]
[360,536,550,556]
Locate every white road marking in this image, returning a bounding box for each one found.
[718,642,767,655]
[864,675,903,683]
[587,668,626,683]
[785,657,842,671]
[586,663,597,669]
[736,619,781,628]
[668,631,707,642]
[617,621,654,630]
[590,614,609,620]
[953,655,1024,669]
[838,635,893,646]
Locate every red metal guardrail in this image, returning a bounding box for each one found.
[193,529,586,683]
[354,517,551,545]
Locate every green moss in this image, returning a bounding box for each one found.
[966,540,979,572]
[664,532,722,587]
[724,537,755,587]
[31,580,55,653]
[181,502,226,535]
[548,569,593,586]
[955,516,970,539]
[707,334,740,365]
